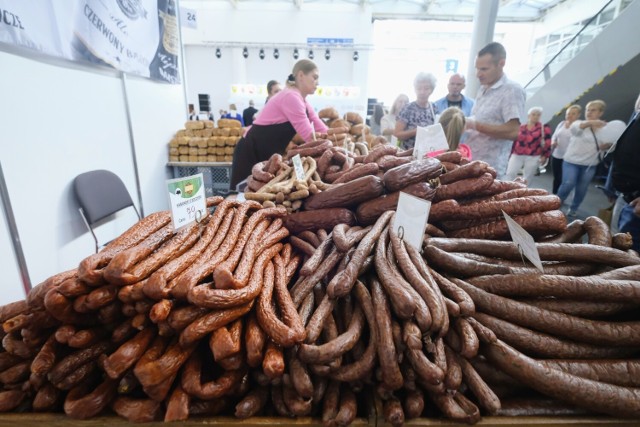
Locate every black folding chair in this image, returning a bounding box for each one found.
[73,170,140,253]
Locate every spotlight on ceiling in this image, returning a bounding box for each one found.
[353,51,359,61]
[242,47,248,58]
[293,48,299,59]
[308,49,314,60]
[215,48,221,59]
[273,48,279,59]
[259,48,265,60]
[324,49,330,60]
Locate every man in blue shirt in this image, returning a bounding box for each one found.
[433,73,475,116]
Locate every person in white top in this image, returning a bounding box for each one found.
[381,94,409,146]
[557,100,615,217]
[550,104,582,194]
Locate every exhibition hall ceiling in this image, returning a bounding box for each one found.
[195,0,568,21]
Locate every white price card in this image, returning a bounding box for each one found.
[393,192,432,250]
[414,123,449,160]
[167,173,207,230]
[292,154,305,181]
[502,210,544,273]
[344,137,350,155]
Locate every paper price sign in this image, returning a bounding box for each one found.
[393,192,432,250]
[292,154,305,181]
[414,123,449,160]
[502,210,544,273]
[167,173,207,230]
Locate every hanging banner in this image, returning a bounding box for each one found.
[0,1,63,57]
[0,0,180,83]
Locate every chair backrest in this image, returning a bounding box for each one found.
[73,170,135,225]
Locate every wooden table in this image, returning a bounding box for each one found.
[0,414,636,427]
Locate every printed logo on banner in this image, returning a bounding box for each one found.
[117,0,148,20]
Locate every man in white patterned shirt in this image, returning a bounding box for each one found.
[464,42,526,177]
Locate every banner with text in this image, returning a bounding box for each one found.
[0,0,180,83]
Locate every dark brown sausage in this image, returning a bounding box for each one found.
[304,175,385,210]
[467,273,640,303]
[584,215,612,247]
[483,339,640,418]
[383,396,405,427]
[356,183,436,226]
[327,211,394,299]
[472,312,635,359]
[284,208,356,234]
[383,157,442,192]
[111,397,161,423]
[439,160,489,185]
[454,278,640,346]
[433,172,494,202]
[235,385,269,419]
[427,238,640,267]
[448,210,567,240]
[370,275,403,391]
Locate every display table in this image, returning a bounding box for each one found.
[0,414,635,426]
[167,162,233,196]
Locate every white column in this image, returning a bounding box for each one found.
[466,0,499,98]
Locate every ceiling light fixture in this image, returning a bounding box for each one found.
[324,49,330,60]
[353,51,359,61]
[293,48,299,59]
[259,48,265,60]
[215,48,221,59]
[273,48,279,59]
[308,49,314,60]
[242,47,248,58]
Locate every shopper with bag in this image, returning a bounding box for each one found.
[556,100,617,217]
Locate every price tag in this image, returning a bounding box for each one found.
[167,173,207,230]
[292,154,305,181]
[414,123,449,160]
[502,210,544,273]
[344,137,350,155]
[393,192,432,250]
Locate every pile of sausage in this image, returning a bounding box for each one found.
[425,152,568,240]
[283,152,443,234]
[2,188,640,424]
[248,139,570,243]
[245,155,329,213]
[0,197,312,422]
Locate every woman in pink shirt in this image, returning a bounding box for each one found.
[230,60,328,189]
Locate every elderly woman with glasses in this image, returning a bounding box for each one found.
[393,72,438,150]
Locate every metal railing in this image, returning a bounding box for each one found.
[524,0,617,95]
